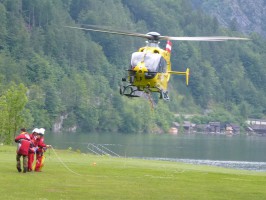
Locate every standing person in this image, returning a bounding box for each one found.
[28,128,39,172]
[35,128,51,172]
[15,128,32,173]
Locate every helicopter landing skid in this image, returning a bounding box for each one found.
[120,85,140,98]
[120,85,169,101]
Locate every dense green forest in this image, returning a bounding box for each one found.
[0,0,266,143]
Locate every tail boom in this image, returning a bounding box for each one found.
[168,68,190,85]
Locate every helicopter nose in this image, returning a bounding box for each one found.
[133,64,147,73]
[132,66,140,72]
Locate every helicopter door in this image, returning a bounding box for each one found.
[157,57,167,73]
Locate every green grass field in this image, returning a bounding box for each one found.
[1,145,266,200]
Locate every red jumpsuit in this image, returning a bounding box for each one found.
[15,133,31,172]
[35,137,48,172]
[28,133,38,172]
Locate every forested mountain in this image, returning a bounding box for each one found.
[191,0,266,37]
[0,0,265,141]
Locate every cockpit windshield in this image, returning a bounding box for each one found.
[131,52,166,72]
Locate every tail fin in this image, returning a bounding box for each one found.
[165,40,172,53]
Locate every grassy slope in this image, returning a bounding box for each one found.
[1,145,266,200]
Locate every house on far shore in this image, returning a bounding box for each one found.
[195,122,240,134]
[170,121,195,134]
[195,122,222,134]
[194,124,209,133]
[225,123,240,135]
[170,121,242,135]
[208,122,221,133]
[246,119,266,134]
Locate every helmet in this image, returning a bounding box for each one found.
[32,128,39,133]
[38,128,45,135]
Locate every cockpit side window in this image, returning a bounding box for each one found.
[157,57,167,73]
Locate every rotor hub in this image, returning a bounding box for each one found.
[146,32,161,41]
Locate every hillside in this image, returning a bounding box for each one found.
[0,0,266,140]
[191,0,266,37]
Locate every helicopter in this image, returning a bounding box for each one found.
[65,25,249,101]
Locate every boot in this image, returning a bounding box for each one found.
[17,167,22,172]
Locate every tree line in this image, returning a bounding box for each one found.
[0,0,265,144]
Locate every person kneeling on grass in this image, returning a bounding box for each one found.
[15,128,32,173]
[35,128,51,172]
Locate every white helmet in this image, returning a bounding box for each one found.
[32,128,39,133]
[38,128,45,135]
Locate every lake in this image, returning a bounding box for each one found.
[45,133,266,171]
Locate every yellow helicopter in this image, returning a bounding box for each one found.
[65,25,249,101]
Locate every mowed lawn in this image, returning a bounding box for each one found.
[1,145,266,200]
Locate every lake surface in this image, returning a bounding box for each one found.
[45,133,266,171]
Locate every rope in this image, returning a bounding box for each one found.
[147,92,155,110]
[51,147,82,176]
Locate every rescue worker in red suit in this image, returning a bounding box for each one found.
[28,128,39,172]
[15,128,32,173]
[35,128,51,172]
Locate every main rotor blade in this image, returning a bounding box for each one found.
[64,25,152,39]
[161,36,250,41]
[65,25,250,41]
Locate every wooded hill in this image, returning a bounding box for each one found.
[191,0,266,37]
[0,0,265,141]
